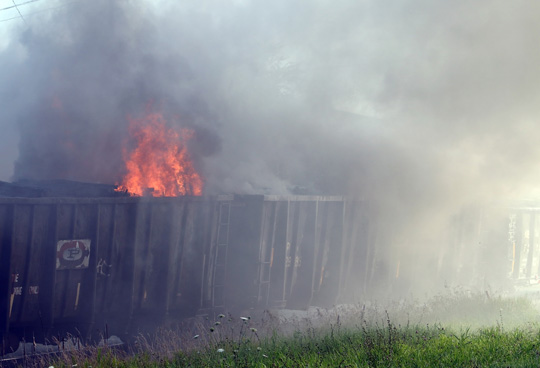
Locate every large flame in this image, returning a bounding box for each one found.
[116,111,203,196]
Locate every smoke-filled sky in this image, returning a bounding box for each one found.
[3,0,540,293]
[1,0,540,211]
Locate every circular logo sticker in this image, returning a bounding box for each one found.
[56,239,91,270]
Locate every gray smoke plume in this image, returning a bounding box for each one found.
[2,0,540,294]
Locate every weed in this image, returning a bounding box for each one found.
[14,291,540,367]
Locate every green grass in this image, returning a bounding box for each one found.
[39,324,540,367]
[26,291,540,367]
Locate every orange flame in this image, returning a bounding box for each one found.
[116,111,203,196]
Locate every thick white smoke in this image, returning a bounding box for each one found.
[1,0,540,294]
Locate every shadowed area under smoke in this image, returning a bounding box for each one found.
[1,0,540,293]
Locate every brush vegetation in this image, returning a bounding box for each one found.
[18,291,540,367]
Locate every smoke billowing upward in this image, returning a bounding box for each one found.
[2,0,540,293]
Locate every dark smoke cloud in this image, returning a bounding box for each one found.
[1,0,540,292]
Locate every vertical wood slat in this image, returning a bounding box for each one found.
[16,205,36,323]
[0,205,14,348]
[513,211,523,279]
[9,205,32,324]
[266,202,280,306]
[526,212,536,278]
[87,204,101,337]
[309,200,321,305]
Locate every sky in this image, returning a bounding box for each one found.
[2,0,540,291]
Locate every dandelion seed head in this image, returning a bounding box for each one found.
[251,328,257,332]
[217,348,225,353]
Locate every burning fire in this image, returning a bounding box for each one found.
[116,111,203,196]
